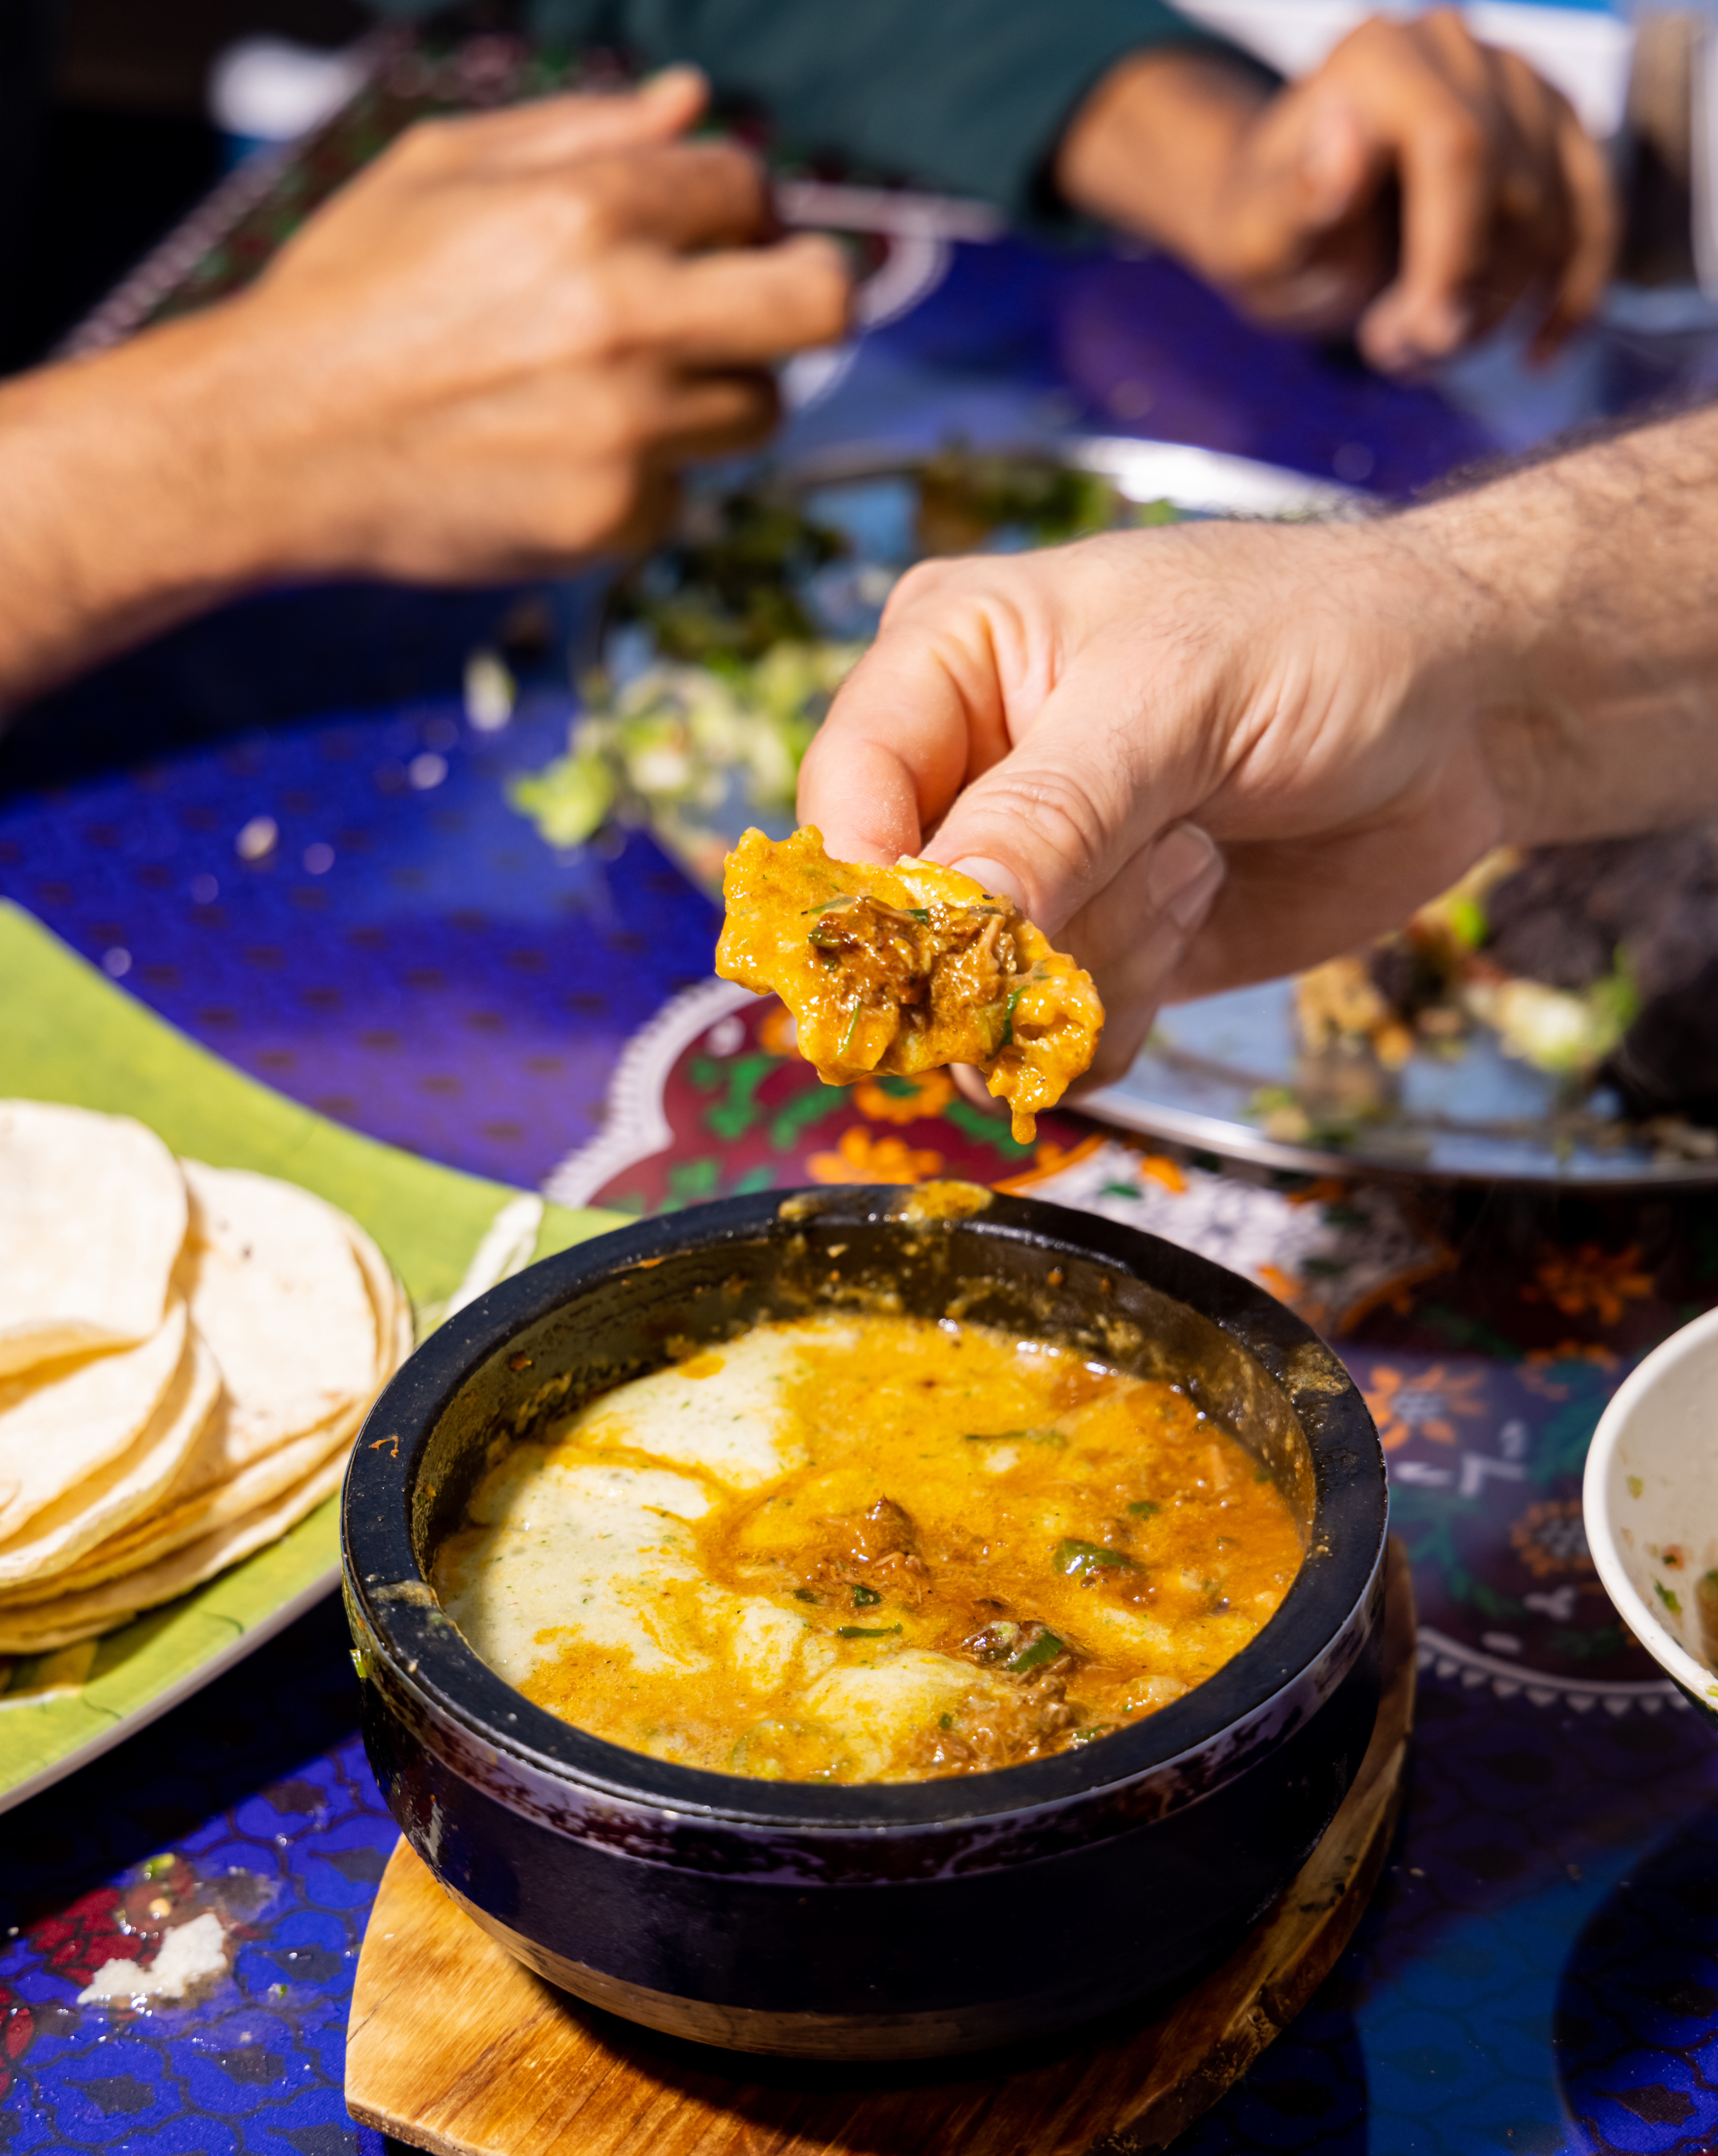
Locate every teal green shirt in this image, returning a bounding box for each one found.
[372,0,1240,221]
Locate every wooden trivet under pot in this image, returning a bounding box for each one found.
[346,1539,1414,2155]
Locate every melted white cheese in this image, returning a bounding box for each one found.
[441,1320,1007,1776]
[568,1324,828,1486]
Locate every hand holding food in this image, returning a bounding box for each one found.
[803,406,1718,1088]
[715,825,1104,1139]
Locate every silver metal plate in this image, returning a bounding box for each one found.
[1083,978,1718,1187]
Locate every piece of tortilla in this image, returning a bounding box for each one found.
[0,1443,353,1654]
[342,1215,415,1372]
[0,1299,190,1544]
[175,1160,379,1474]
[0,1101,187,1378]
[0,1397,361,1602]
[0,1327,220,1590]
[716,826,1104,1142]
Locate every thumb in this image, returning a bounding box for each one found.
[917,680,1200,938]
[1224,85,1382,279]
[1290,92,1374,232]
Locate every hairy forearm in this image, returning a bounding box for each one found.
[0,310,284,711]
[1400,406,1718,848]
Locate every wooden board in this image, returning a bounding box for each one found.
[346,1539,1414,2156]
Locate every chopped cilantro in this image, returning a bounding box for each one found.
[851,1584,882,1608]
[1006,1628,1066,1673]
[1054,1538,1141,1579]
[1127,1500,1160,1518]
[837,1624,903,1639]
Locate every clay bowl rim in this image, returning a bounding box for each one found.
[342,1186,1386,1831]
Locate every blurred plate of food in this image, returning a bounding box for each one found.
[1085,839,1718,1184]
[507,436,1355,892]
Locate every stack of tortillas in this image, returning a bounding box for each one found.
[0,1101,410,1653]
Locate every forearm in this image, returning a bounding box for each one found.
[0,310,285,710]
[1403,407,1718,848]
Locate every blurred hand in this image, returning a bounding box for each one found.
[1057,10,1617,369]
[0,73,850,703]
[222,69,851,576]
[798,521,1506,1085]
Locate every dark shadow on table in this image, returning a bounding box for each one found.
[0,572,606,799]
[0,1589,361,1926]
[1555,1799,1718,2155]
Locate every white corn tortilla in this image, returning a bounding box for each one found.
[176,1160,378,1469]
[0,1327,220,1590]
[0,1443,352,1654]
[342,1216,414,1376]
[2,1400,360,1601]
[0,1101,187,1378]
[0,1299,190,1543]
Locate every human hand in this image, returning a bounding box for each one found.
[189,68,851,580]
[797,520,1510,1085]
[1056,10,1617,370]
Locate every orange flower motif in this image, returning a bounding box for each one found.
[806,1126,943,1186]
[853,1070,955,1124]
[1286,1177,1354,1210]
[1256,1262,1301,1305]
[1138,1154,1187,1195]
[758,1001,801,1058]
[1363,1363,1490,1453]
[1523,1243,1653,1327]
[995,1134,1105,1191]
[1510,1498,1594,1578]
[1524,1341,1621,1380]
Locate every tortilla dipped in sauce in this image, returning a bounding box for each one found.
[715,826,1103,1142]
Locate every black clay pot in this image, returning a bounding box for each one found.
[342,1187,1386,2060]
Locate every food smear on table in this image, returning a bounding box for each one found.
[715,826,1104,1142]
[435,1312,1300,1783]
[0,1100,411,1653]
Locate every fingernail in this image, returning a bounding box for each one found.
[639,62,704,94]
[1146,824,1224,930]
[948,856,1030,914]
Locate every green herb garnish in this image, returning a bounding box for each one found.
[793,1588,818,1604]
[838,1624,903,1639]
[1655,1580,1683,1616]
[1127,1500,1160,1518]
[1006,1628,1067,1674]
[851,1584,882,1608]
[997,984,1025,1050]
[1053,1539,1141,1579]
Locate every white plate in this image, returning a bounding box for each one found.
[1584,1308,1718,1712]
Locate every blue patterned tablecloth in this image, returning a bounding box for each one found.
[7,220,1718,2156]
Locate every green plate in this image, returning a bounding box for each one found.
[0,902,623,1811]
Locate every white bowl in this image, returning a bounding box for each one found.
[1585,1305,1718,1712]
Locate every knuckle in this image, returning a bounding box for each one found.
[883,558,963,621]
[963,766,1114,895]
[1424,104,1487,167]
